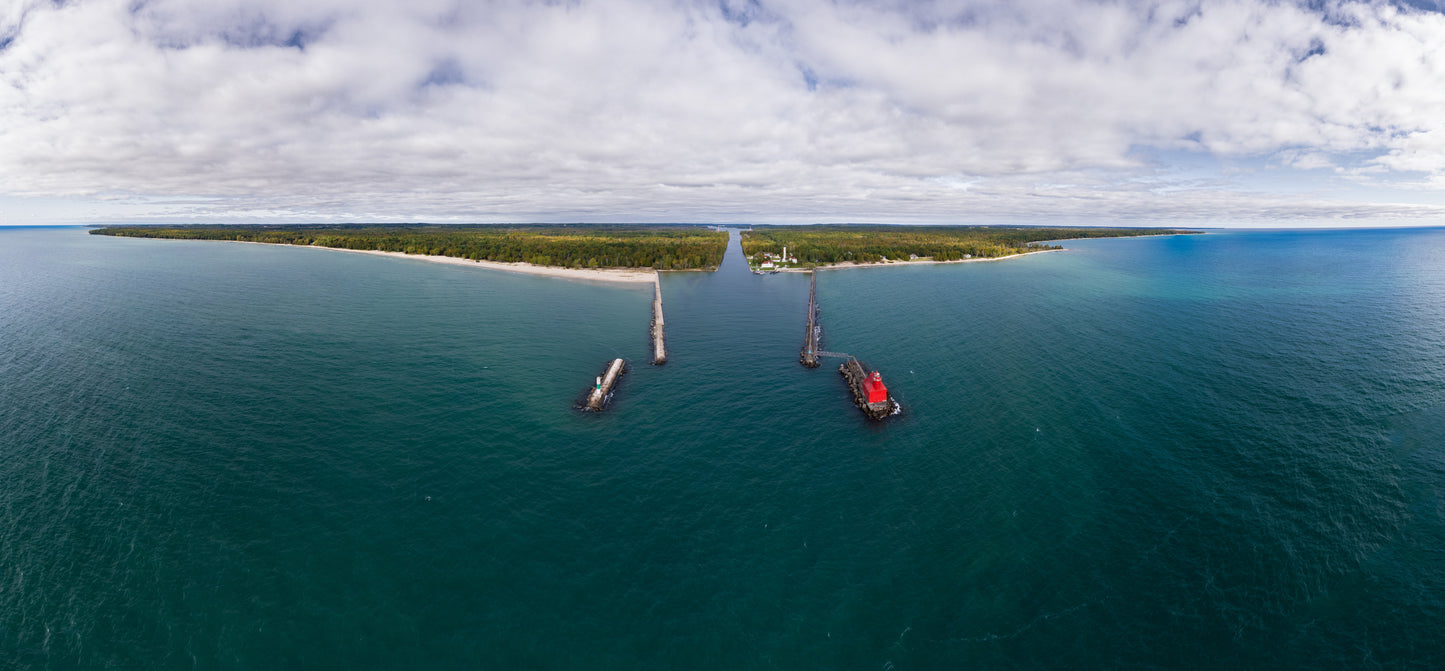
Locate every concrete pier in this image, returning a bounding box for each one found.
[586,358,626,410]
[651,274,667,365]
[800,272,820,368]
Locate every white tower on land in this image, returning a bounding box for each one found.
[783,246,787,263]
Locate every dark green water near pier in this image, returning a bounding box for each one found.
[4,226,1445,669]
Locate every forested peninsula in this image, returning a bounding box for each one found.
[90,223,1198,273]
[90,224,729,271]
[741,225,1198,266]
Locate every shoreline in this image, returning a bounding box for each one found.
[750,230,1204,274]
[215,240,661,284]
[764,248,1065,273]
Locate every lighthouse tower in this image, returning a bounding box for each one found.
[863,371,888,404]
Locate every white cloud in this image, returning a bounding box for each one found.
[2,0,1445,224]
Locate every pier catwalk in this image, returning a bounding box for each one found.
[651,274,667,365]
[800,272,820,368]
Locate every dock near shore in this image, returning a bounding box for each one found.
[650,274,667,365]
[800,272,820,368]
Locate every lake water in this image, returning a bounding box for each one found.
[3,226,1444,668]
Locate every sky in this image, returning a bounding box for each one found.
[3,0,1445,227]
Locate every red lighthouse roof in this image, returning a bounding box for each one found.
[863,371,888,404]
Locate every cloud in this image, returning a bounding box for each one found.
[2,0,1445,225]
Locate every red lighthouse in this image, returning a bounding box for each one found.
[863,371,888,404]
[840,357,899,420]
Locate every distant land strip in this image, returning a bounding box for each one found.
[740,225,1200,267]
[89,223,1198,272]
[89,224,730,271]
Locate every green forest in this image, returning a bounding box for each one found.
[90,224,729,270]
[740,225,1197,265]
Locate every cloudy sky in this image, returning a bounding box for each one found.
[3,0,1445,226]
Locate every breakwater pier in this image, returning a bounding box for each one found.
[584,358,626,411]
[800,272,820,368]
[651,274,667,365]
[840,356,899,421]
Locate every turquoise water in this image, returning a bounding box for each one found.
[3,226,1445,668]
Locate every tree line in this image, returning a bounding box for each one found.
[740,225,1198,265]
[91,224,729,270]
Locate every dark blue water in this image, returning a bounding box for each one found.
[3,226,1444,668]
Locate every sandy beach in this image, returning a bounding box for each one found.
[224,241,660,284]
